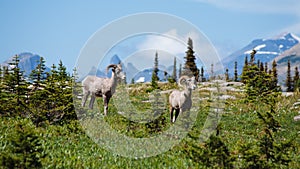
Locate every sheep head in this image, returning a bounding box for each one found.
[107,64,125,80]
[178,76,197,90]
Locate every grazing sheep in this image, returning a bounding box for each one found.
[169,76,197,123]
[81,63,125,115]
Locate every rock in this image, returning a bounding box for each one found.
[220,82,245,87]
[282,92,294,97]
[294,115,300,121]
[216,95,236,100]
[293,102,300,107]
[220,86,244,92]
[199,87,218,92]
[200,82,214,87]
[211,80,226,84]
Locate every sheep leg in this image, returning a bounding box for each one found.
[174,109,181,123]
[170,106,174,123]
[81,90,90,107]
[89,93,95,109]
[103,95,110,116]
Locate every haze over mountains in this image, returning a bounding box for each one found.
[222,33,300,75]
[1,32,300,85]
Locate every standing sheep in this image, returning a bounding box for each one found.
[169,76,197,123]
[81,63,125,115]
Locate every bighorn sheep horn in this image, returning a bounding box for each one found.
[178,75,189,87]
[106,64,117,72]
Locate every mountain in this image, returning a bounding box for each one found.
[133,68,171,83]
[125,62,139,83]
[272,43,300,85]
[222,33,300,75]
[1,52,51,78]
[110,54,121,64]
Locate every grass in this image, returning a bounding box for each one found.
[1,82,300,168]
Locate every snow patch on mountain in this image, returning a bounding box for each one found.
[290,33,300,42]
[222,32,300,76]
[136,77,145,83]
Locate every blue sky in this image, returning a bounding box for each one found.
[1,0,300,71]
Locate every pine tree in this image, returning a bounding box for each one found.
[286,60,293,92]
[249,50,256,65]
[0,66,2,83]
[245,55,249,67]
[242,50,279,103]
[50,61,75,124]
[0,66,13,114]
[257,59,261,70]
[259,61,264,72]
[264,62,268,73]
[210,63,214,80]
[294,66,299,92]
[0,66,7,114]
[241,55,249,83]
[151,52,159,89]
[171,57,177,82]
[183,38,199,81]
[225,68,229,81]
[178,64,182,78]
[271,60,278,89]
[7,55,28,114]
[234,61,238,82]
[57,60,69,82]
[29,57,47,90]
[200,66,205,82]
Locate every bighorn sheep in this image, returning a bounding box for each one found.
[169,76,197,123]
[81,63,125,115]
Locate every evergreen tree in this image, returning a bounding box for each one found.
[234,61,238,82]
[200,66,205,82]
[47,62,75,124]
[6,55,28,114]
[57,60,69,82]
[257,59,261,70]
[264,62,268,74]
[242,50,279,103]
[0,66,2,83]
[260,61,264,72]
[178,64,182,78]
[0,66,7,113]
[0,66,13,114]
[29,57,47,90]
[71,67,79,83]
[294,66,300,92]
[286,60,293,92]
[210,63,214,80]
[271,60,278,89]
[30,61,76,126]
[241,55,249,83]
[249,50,256,65]
[182,38,199,81]
[225,68,229,81]
[244,55,249,67]
[151,52,159,89]
[171,57,177,82]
